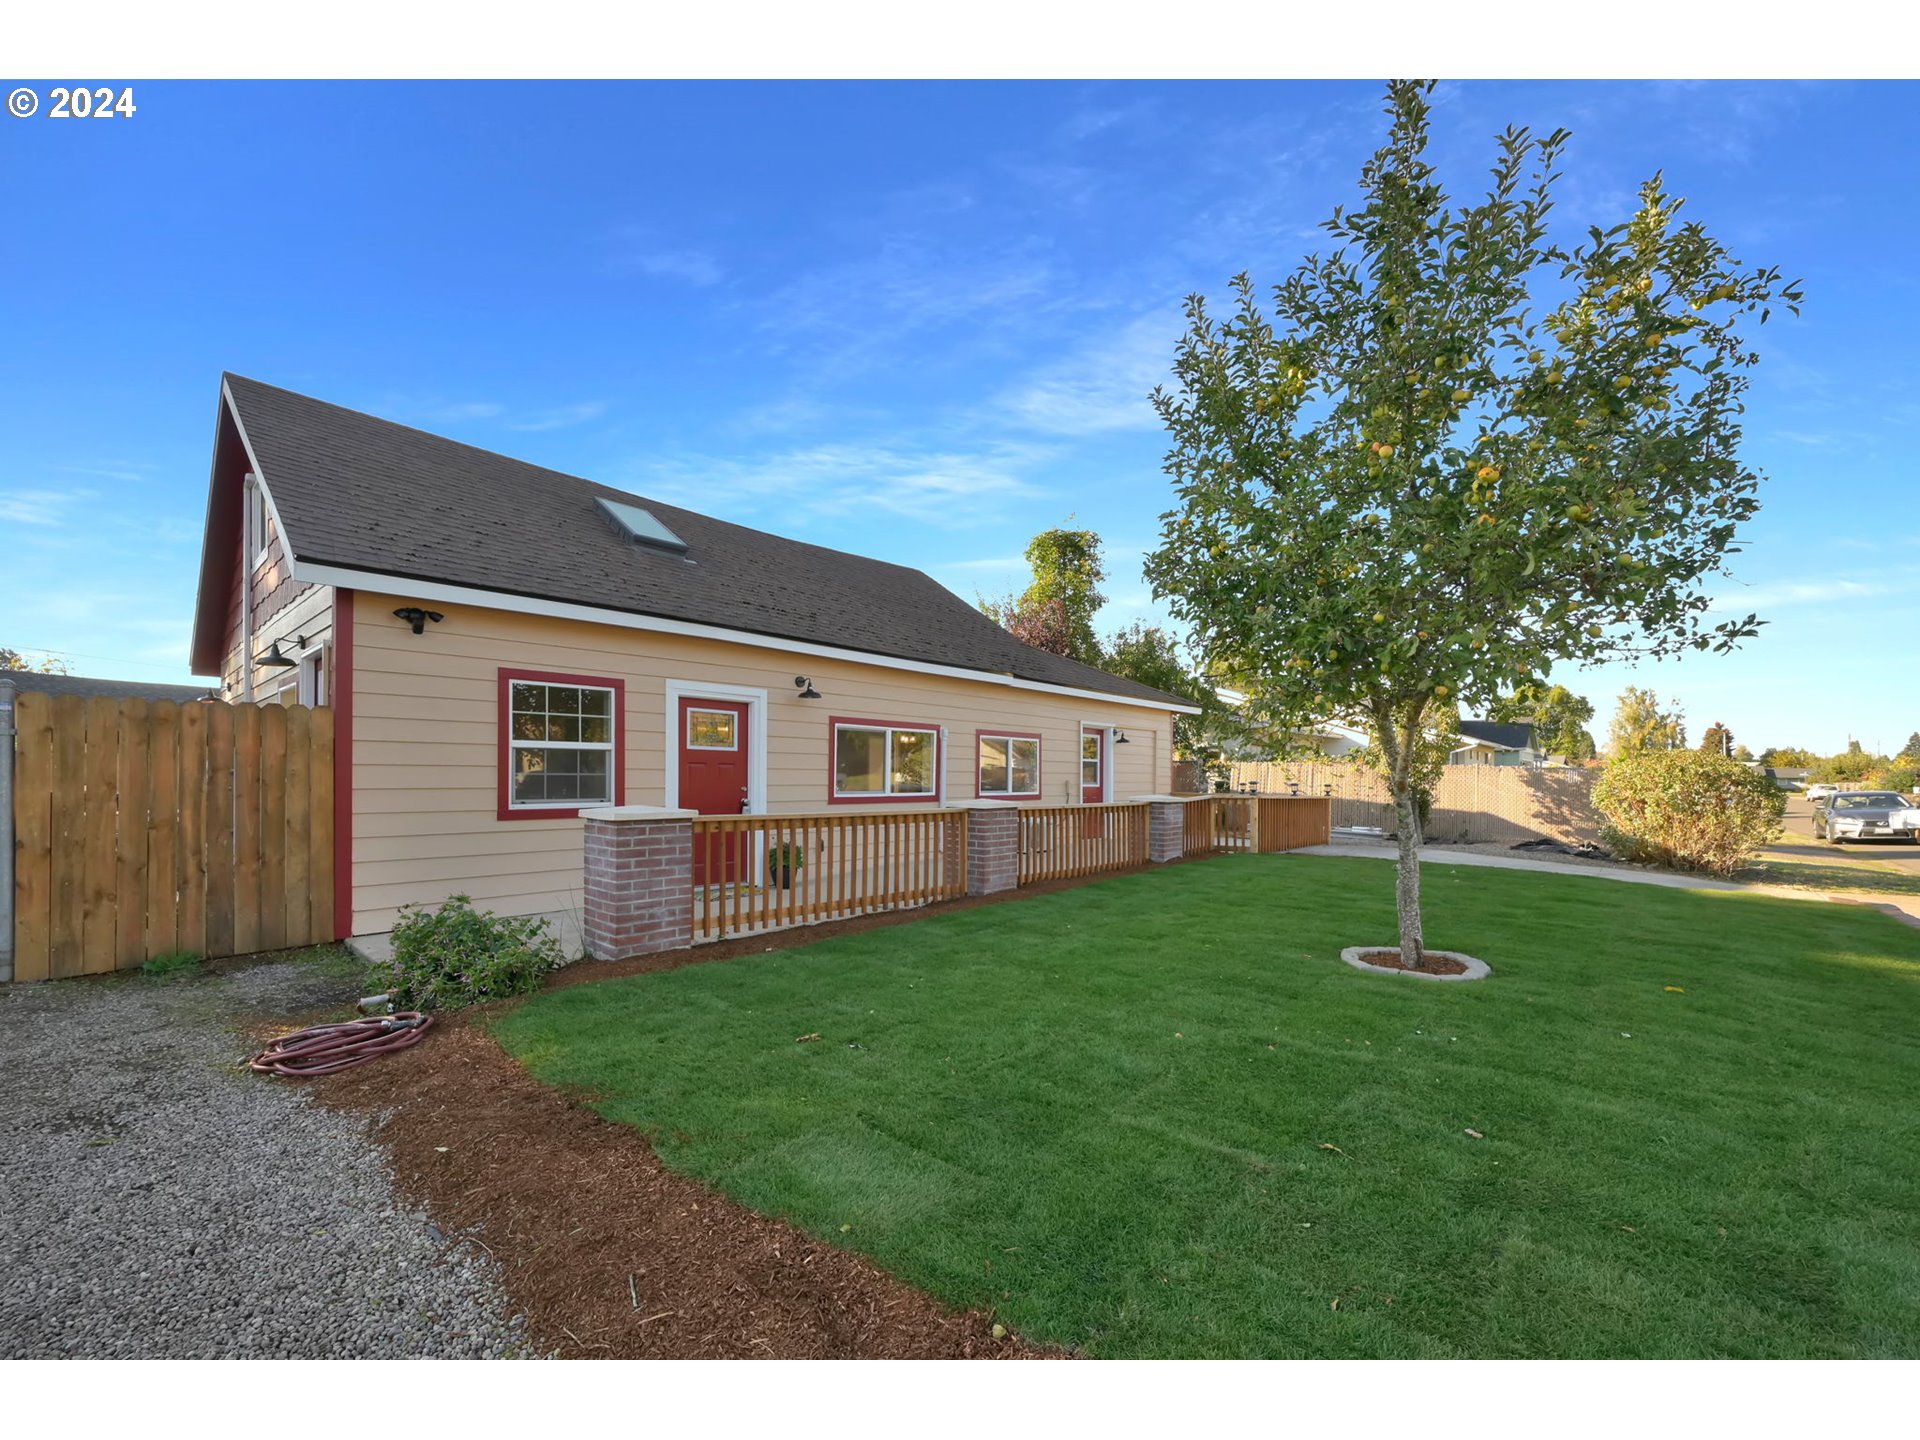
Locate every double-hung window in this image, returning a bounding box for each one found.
[832,718,939,801]
[500,670,623,817]
[976,731,1040,797]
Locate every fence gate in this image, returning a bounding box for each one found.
[9,692,335,981]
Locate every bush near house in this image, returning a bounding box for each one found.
[382,894,562,1011]
[1593,749,1784,876]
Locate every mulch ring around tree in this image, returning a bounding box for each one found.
[312,1018,1057,1359]
[1351,949,1469,976]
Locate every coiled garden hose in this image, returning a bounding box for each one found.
[249,1014,433,1077]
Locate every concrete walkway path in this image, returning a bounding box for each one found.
[1287,841,1745,890]
[1286,840,1920,929]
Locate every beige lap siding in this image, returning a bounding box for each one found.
[349,591,1173,933]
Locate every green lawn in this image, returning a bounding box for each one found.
[493,856,1920,1358]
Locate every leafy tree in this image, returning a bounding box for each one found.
[1758,745,1818,769]
[1146,81,1795,965]
[980,593,1075,657]
[1731,744,1754,762]
[1898,732,1920,765]
[1101,621,1224,762]
[1697,721,1734,757]
[1487,682,1596,758]
[0,645,69,675]
[979,526,1107,664]
[1814,747,1882,785]
[1607,687,1687,755]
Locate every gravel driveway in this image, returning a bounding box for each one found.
[0,956,528,1358]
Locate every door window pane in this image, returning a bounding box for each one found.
[687,709,738,749]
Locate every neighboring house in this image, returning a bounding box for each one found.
[1300,721,1368,760]
[0,669,216,703]
[1449,719,1549,767]
[187,375,1195,938]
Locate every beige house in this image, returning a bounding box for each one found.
[189,376,1195,940]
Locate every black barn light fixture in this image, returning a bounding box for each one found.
[1114,731,1131,744]
[794,675,822,700]
[393,606,444,635]
[255,634,304,669]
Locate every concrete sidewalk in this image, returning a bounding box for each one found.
[1287,841,1745,890]
[1286,840,1920,928]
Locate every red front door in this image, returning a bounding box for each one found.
[680,698,751,886]
[1081,726,1106,837]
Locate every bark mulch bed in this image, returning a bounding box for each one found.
[313,1018,1055,1360]
[1350,949,1470,976]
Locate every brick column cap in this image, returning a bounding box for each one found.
[1131,794,1199,803]
[945,799,1019,810]
[581,805,699,822]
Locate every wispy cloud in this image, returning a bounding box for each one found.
[997,310,1182,435]
[1707,572,1920,614]
[627,438,1053,530]
[419,400,506,423]
[0,489,82,526]
[620,248,724,286]
[507,402,608,433]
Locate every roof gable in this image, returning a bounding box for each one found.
[201,375,1189,709]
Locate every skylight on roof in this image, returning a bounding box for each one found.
[597,497,688,554]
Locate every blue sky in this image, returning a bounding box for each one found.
[2,80,1914,754]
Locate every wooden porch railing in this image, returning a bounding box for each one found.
[690,808,966,942]
[1016,802,1150,884]
[1181,794,1330,855]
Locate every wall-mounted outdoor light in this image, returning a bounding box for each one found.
[255,635,304,669]
[1115,731,1131,744]
[794,675,821,700]
[393,607,444,635]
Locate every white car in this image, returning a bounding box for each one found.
[1805,783,1839,805]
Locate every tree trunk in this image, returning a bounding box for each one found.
[1390,778,1425,968]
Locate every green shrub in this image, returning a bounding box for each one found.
[140,950,202,979]
[1593,749,1784,877]
[381,894,562,1011]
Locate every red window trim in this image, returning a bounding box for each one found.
[497,667,627,822]
[974,728,1043,799]
[827,714,943,806]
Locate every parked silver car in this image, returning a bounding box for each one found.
[1812,790,1920,844]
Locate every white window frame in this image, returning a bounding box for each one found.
[296,641,327,707]
[244,475,269,572]
[1081,726,1104,795]
[506,678,619,811]
[833,721,940,801]
[976,732,1041,798]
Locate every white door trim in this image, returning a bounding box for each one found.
[1080,722,1114,804]
[664,679,769,815]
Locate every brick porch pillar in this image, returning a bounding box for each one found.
[581,805,697,961]
[1134,796,1189,864]
[952,800,1021,896]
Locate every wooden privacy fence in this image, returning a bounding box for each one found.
[691,808,965,942]
[1228,760,1600,846]
[1017,802,1149,884]
[11,693,335,981]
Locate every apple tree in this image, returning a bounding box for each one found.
[1144,80,1801,965]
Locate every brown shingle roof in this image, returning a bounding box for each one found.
[220,375,1189,708]
[0,670,216,703]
